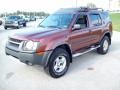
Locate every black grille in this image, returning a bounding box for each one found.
[5,21,14,24]
[9,38,22,43]
[9,42,19,48]
[8,38,22,49]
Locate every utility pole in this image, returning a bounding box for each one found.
[109,0,110,10]
[119,0,120,7]
[76,0,77,8]
[109,0,112,10]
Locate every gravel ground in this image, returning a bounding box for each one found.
[0,22,120,90]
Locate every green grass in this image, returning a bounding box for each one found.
[110,13,120,32]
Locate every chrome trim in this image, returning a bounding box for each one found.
[72,45,100,57]
[8,40,21,45]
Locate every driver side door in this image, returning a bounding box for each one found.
[69,14,91,53]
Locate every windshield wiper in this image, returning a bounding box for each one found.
[47,26,62,29]
[39,25,46,28]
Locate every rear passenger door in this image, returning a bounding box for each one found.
[88,13,103,44]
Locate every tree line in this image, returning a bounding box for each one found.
[0,11,49,17]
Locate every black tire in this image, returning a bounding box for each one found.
[48,48,70,78]
[16,26,19,29]
[0,21,2,25]
[4,26,7,30]
[97,36,110,54]
[23,23,26,27]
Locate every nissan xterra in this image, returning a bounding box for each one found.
[5,7,112,78]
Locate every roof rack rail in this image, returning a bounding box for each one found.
[89,8,104,11]
[78,7,104,12]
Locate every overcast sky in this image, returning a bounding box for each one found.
[0,0,112,13]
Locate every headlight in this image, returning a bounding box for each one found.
[14,21,18,24]
[23,41,39,51]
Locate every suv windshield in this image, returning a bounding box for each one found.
[39,14,74,29]
[7,16,21,20]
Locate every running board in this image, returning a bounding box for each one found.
[72,45,100,57]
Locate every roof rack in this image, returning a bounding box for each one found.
[78,7,104,12]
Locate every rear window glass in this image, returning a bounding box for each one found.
[101,12,110,21]
[89,14,102,26]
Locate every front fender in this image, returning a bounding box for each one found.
[45,38,70,51]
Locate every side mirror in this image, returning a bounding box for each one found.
[72,24,81,30]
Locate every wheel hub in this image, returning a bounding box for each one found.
[54,55,67,73]
[103,40,109,51]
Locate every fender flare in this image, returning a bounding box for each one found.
[99,31,112,45]
[43,42,72,68]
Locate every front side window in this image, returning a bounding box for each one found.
[75,15,88,29]
[39,14,74,29]
[89,14,102,26]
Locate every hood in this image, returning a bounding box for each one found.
[13,27,62,40]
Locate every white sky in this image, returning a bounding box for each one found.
[0,0,117,13]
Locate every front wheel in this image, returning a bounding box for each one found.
[16,26,20,29]
[48,48,70,78]
[97,36,110,54]
[4,26,7,30]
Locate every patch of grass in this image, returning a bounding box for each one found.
[110,13,120,32]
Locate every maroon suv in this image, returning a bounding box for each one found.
[5,7,112,78]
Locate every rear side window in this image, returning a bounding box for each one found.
[89,14,102,26]
[101,12,110,22]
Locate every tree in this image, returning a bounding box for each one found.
[87,3,96,8]
[17,10,21,15]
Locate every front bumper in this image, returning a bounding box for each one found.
[4,24,18,27]
[5,47,53,67]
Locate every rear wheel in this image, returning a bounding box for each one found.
[23,23,26,27]
[97,36,110,54]
[48,48,70,78]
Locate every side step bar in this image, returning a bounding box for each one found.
[72,45,100,57]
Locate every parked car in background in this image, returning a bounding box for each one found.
[30,16,36,21]
[35,16,40,19]
[5,7,112,78]
[25,16,30,22]
[0,20,2,25]
[4,15,26,29]
[40,16,46,19]
[0,17,5,25]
